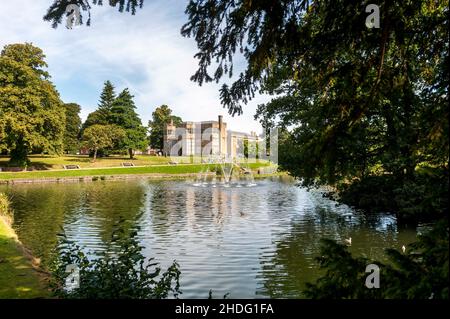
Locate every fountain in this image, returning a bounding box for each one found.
[192,155,257,188]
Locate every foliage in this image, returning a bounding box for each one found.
[243,138,259,159]
[0,203,50,298]
[0,43,66,167]
[304,219,449,299]
[148,104,183,150]
[0,193,13,225]
[44,0,144,28]
[108,88,148,158]
[82,124,125,162]
[50,227,181,299]
[338,168,449,222]
[82,110,108,132]
[97,80,116,122]
[181,0,448,222]
[81,81,117,135]
[63,103,82,153]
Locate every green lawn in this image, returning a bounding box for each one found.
[0,154,186,169]
[0,218,50,298]
[0,155,271,170]
[0,161,272,181]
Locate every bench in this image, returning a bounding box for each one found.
[0,167,24,172]
[64,165,80,170]
[122,162,135,167]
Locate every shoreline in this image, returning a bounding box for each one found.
[0,207,51,298]
[0,163,280,184]
[0,172,214,185]
[0,172,286,185]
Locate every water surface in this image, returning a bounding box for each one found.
[0,177,418,298]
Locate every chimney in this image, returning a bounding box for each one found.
[218,115,223,131]
[218,115,223,156]
[170,118,174,126]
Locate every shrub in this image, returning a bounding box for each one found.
[338,167,448,222]
[0,193,13,225]
[50,227,181,299]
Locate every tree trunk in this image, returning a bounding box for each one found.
[128,148,134,159]
[9,138,29,167]
[93,148,98,162]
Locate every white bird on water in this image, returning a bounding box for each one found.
[344,237,352,245]
[402,245,406,253]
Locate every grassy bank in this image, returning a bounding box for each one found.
[0,154,178,169]
[0,161,272,181]
[0,155,271,170]
[0,194,50,298]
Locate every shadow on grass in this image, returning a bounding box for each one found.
[0,223,50,299]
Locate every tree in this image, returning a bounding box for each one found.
[63,103,82,153]
[97,80,116,121]
[44,0,144,28]
[50,226,181,299]
[108,88,147,159]
[81,81,116,135]
[148,105,182,150]
[82,110,108,132]
[182,0,449,221]
[82,124,125,162]
[0,43,66,166]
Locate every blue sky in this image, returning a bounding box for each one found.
[0,0,268,133]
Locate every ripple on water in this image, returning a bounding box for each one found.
[0,178,419,298]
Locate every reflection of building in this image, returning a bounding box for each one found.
[164,115,259,158]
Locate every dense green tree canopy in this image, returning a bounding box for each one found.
[108,88,148,158]
[182,0,449,221]
[148,105,182,150]
[82,124,125,162]
[63,103,82,153]
[0,43,66,166]
[81,81,117,133]
[82,109,108,132]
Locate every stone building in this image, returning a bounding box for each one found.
[163,115,259,158]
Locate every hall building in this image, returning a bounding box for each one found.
[163,115,259,158]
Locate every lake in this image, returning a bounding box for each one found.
[0,177,418,298]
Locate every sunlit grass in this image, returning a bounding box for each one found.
[0,214,50,298]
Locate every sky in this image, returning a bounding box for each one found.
[0,0,269,133]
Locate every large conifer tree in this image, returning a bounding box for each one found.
[97,80,116,121]
[108,88,147,158]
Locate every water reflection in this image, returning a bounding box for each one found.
[0,177,417,298]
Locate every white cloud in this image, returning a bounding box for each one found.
[0,0,269,133]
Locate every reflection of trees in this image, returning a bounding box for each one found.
[69,181,146,247]
[257,202,418,298]
[149,182,235,237]
[4,184,80,265]
[3,181,147,265]
[257,211,331,298]
[148,182,187,236]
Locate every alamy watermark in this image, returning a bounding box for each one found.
[64,264,80,292]
[365,264,380,289]
[65,4,82,29]
[164,126,279,165]
[365,4,380,28]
